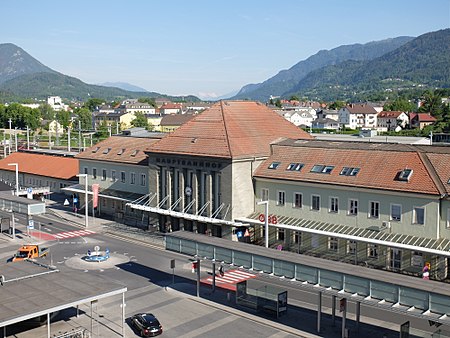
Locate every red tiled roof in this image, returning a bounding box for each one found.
[0,153,78,180]
[254,140,448,195]
[426,153,450,194]
[75,136,163,165]
[378,111,405,118]
[147,101,314,159]
[411,113,437,122]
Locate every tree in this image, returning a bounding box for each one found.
[74,107,92,130]
[328,101,346,110]
[274,99,282,108]
[56,110,71,128]
[84,98,104,111]
[131,111,149,128]
[384,98,415,112]
[38,103,55,121]
[289,95,300,101]
[138,97,156,107]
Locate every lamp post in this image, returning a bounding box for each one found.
[7,163,19,196]
[257,200,269,248]
[8,118,12,155]
[77,174,89,228]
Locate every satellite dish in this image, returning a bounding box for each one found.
[395,126,402,132]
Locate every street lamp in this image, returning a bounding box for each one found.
[7,163,19,196]
[77,174,89,228]
[257,200,269,248]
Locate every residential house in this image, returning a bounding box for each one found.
[160,113,196,133]
[159,103,183,115]
[338,103,378,130]
[47,96,69,111]
[377,111,409,131]
[312,117,340,130]
[409,113,437,130]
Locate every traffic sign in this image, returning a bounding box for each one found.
[28,219,34,230]
[27,187,33,194]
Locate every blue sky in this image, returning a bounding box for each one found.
[1,0,449,99]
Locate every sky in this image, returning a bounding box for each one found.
[1,0,450,100]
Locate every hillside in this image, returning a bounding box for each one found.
[0,43,200,102]
[232,36,414,101]
[287,28,450,101]
[0,43,56,84]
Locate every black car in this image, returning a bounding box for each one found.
[131,313,163,337]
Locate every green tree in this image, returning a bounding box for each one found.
[84,98,104,111]
[138,97,156,107]
[56,110,71,128]
[328,101,346,110]
[131,111,149,128]
[22,108,42,130]
[275,99,282,108]
[74,107,92,130]
[289,95,300,101]
[39,103,55,120]
[383,98,415,112]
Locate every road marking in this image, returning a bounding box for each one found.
[53,229,96,240]
[177,315,236,338]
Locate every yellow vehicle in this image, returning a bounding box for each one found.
[12,245,49,262]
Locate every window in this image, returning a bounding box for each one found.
[397,169,413,181]
[111,170,116,182]
[311,195,320,211]
[92,168,97,179]
[329,197,339,213]
[117,148,125,155]
[368,244,379,258]
[447,208,450,228]
[103,147,111,154]
[83,167,88,175]
[389,249,402,270]
[287,163,304,171]
[277,191,285,206]
[348,199,358,215]
[261,188,269,201]
[130,172,136,184]
[391,204,402,221]
[121,171,126,183]
[411,251,423,267]
[102,169,107,181]
[277,228,285,241]
[369,201,379,218]
[268,162,280,169]
[413,207,425,225]
[140,173,146,186]
[293,193,302,208]
[293,231,301,244]
[347,240,357,254]
[340,167,360,176]
[328,237,338,252]
[311,165,334,174]
[131,150,139,157]
[92,146,100,153]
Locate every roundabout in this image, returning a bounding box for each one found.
[65,246,130,270]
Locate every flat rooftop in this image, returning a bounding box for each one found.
[0,260,127,327]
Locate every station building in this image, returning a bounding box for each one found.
[131,100,313,238]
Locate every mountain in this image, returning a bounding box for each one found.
[286,29,450,101]
[99,82,148,92]
[0,43,200,102]
[232,36,414,101]
[0,43,56,84]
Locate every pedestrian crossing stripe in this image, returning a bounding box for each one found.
[53,230,96,239]
[202,269,256,285]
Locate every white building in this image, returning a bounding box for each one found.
[338,103,378,129]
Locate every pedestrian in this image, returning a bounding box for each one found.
[422,265,430,280]
[219,265,224,277]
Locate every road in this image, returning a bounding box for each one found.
[1,210,446,338]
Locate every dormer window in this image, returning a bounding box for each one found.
[130,150,139,157]
[268,162,280,170]
[398,169,413,181]
[103,147,112,154]
[287,163,304,171]
[117,148,125,155]
[311,165,334,174]
[340,167,360,176]
[92,147,100,153]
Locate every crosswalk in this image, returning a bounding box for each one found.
[52,229,96,240]
[201,269,257,291]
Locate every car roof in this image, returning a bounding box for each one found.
[139,313,159,323]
